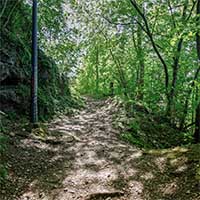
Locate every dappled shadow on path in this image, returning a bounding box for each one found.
[0,128,76,199]
[1,98,199,200]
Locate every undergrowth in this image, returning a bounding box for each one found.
[118,100,194,149]
[0,134,8,184]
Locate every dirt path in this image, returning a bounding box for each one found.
[1,98,199,200]
[43,98,143,200]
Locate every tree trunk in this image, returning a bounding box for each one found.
[179,66,200,130]
[137,15,145,101]
[196,0,200,61]
[166,38,183,116]
[109,48,128,97]
[166,1,189,117]
[194,100,200,143]
[109,82,114,96]
[129,0,169,91]
[95,46,99,94]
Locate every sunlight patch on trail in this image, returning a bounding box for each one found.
[13,98,199,200]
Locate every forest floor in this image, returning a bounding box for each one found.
[0,98,200,200]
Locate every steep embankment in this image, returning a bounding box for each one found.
[0,98,199,200]
[0,1,71,120]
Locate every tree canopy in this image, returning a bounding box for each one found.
[0,1,200,199]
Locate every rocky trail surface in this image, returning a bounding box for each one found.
[1,98,199,200]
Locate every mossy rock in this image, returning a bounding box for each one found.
[31,127,49,140]
[196,166,200,180]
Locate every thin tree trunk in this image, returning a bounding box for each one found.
[179,66,200,130]
[101,31,128,97]
[129,0,169,91]
[194,96,200,143]
[3,0,20,29]
[0,0,8,18]
[137,15,145,101]
[166,1,189,116]
[95,46,99,94]
[109,48,128,97]
[197,0,200,61]
[166,38,183,116]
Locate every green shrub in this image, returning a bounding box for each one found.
[0,135,8,183]
[0,164,8,184]
[0,135,8,153]
[121,132,147,148]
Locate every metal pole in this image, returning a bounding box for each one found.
[31,0,38,123]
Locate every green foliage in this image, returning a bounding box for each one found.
[0,135,7,153]
[0,0,199,147]
[128,119,140,133]
[75,0,200,143]
[0,0,76,120]
[121,107,193,149]
[121,132,146,148]
[196,165,200,181]
[0,135,8,183]
[0,164,7,184]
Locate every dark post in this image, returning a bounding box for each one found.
[31,0,38,123]
[110,82,114,96]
